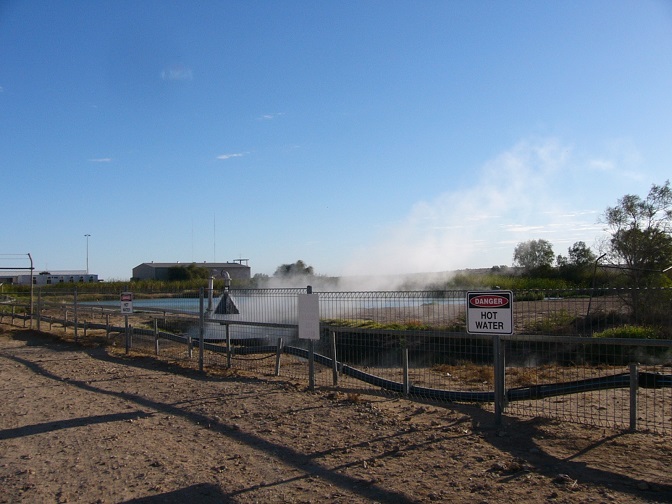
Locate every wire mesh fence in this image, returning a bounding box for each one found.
[1,286,671,434]
[501,335,672,432]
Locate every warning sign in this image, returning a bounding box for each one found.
[466,291,513,334]
[120,292,134,314]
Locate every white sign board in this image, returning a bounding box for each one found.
[466,290,513,334]
[120,291,134,315]
[298,293,320,340]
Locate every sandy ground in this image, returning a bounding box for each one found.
[1,324,672,503]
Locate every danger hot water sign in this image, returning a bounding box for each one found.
[466,291,513,334]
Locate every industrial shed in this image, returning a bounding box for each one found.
[132,261,251,281]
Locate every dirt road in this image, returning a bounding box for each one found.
[1,325,671,503]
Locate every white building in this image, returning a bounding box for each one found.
[11,271,99,285]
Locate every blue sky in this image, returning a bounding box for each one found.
[1,1,671,281]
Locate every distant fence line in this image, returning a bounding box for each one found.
[1,287,671,434]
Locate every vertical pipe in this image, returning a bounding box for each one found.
[630,363,639,431]
[331,331,338,386]
[207,276,214,312]
[106,313,110,338]
[275,337,283,376]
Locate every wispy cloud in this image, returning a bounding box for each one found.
[258,112,284,120]
[216,152,246,160]
[161,64,193,81]
[88,157,112,163]
[503,224,546,233]
[588,159,614,171]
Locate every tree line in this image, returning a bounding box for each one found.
[512,180,672,289]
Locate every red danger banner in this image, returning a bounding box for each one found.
[468,293,510,309]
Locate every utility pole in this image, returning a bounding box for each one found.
[85,234,91,274]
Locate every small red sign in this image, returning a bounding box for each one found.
[469,294,509,308]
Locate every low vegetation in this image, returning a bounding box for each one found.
[593,325,663,340]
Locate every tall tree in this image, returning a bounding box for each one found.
[567,241,597,267]
[557,241,598,286]
[602,180,672,287]
[273,260,315,277]
[602,180,672,321]
[512,239,555,272]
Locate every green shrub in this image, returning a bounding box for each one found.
[586,325,670,365]
[523,309,575,334]
[593,325,661,340]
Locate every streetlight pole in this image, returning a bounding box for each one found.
[85,234,91,275]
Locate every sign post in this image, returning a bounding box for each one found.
[120,292,133,353]
[120,292,134,315]
[466,290,513,427]
[298,288,320,390]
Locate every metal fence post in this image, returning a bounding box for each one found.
[307,285,315,391]
[37,289,41,332]
[226,324,231,368]
[630,363,639,431]
[493,335,506,427]
[308,340,315,391]
[331,331,339,386]
[199,287,204,372]
[275,337,283,376]
[125,316,130,354]
[74,289,78,342]
[154,318,159,356]
[403,347,410,397]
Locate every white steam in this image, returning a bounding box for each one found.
[343,138,606,285]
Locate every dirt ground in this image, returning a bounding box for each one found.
[1,323,672,503]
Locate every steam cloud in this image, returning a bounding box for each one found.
[342,138,606,286]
